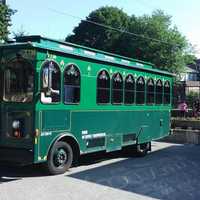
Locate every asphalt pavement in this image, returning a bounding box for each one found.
[0,142,200,200]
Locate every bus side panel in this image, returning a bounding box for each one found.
[70,110,170,153]
[33,108,171,162]
[135,110,170,143]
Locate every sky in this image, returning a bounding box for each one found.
[6,0,200,57]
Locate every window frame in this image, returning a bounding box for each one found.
[40,59,61,105]
[146,78,155,105]
[3,57,35,103]
[96,69,110,105]
[155,79,163,105]
[124,74,135,105]
[111,72,124,105]
[136,76,145,105]
[63,63,81,105]
[164,80,171,105]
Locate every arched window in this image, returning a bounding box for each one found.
[112,73,123,104]
[41,60,61,103]
[164,81,171,104]
[146,78,155,104]
[97,70,110,104]
[155,79,163,104]
[124,74,135,104]
[136,76,145,104]
[64,64,80,104]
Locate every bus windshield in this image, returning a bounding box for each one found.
[3,58,34,103]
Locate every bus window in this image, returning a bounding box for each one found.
[64,64,80,104]
[164,81,170,104]
[41,61,61,103]
[124,74,135,104]
[4,58,34,103]
[112,73,123,104]
[97,70,110,104]
[136,76,145,104]
[146,78,155,104]
[155,79,163,104]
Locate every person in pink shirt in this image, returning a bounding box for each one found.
[178,101,188,118]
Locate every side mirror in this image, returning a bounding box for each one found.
[42,67,49,89]
[42,67,52,96]
[41,62,59,98]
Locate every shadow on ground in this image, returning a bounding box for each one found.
[0,143,200,200]
[0,146,138,183]
[68,144,200,200]
[0,163,47,183]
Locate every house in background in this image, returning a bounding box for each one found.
[180,65,200,94]
[173,59,200,106]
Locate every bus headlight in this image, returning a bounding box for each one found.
[12,120,20,129]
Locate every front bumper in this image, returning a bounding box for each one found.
[0,147,34,165]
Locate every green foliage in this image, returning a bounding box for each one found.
[0,3,15,42]
[66,6,130,54]
[12,26,28,38]
[186,91,199,107]
[66,7,196,74]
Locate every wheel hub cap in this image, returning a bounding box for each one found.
[55,149,67,166]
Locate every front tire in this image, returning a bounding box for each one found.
[46,141,73,175]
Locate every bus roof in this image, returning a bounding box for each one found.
[1,35,174,76]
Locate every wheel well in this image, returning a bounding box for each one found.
[58,136,80,164]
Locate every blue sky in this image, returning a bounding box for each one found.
[6,0,200,57]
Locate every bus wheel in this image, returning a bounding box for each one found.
[46,141,73,175]
[136,142,150,157]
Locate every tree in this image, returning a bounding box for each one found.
[66,7,195,74]
[66,6,130,53]
[0,3,15,42]
[13,25,28,38]
[118,10,195,73]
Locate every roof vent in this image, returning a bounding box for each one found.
[15,35,41,43]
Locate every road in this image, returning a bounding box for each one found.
[0,142,200,200]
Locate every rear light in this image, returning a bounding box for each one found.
[12,120,23,138]
[13,130,21,138]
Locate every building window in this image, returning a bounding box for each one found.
[164,81,171,104]
[146,78,155,104]
[136,76,145,104]
[112,73,123,104]
[64,64,80,104]
[124,74,135,104]
[188,73,198,81]
[155,79,163,104]
[41,60,61,103]
[97,70,110,104]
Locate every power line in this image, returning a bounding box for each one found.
[48,8,180,47]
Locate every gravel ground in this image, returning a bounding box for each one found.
[0,142,200,200]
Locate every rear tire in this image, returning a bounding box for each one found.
[136,142,151,157]
[46,141,73,175]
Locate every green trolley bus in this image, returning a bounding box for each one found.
[0,36,173,174]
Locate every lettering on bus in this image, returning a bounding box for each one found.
[41,132,52,137]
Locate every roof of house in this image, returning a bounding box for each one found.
[187,59,200,71]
